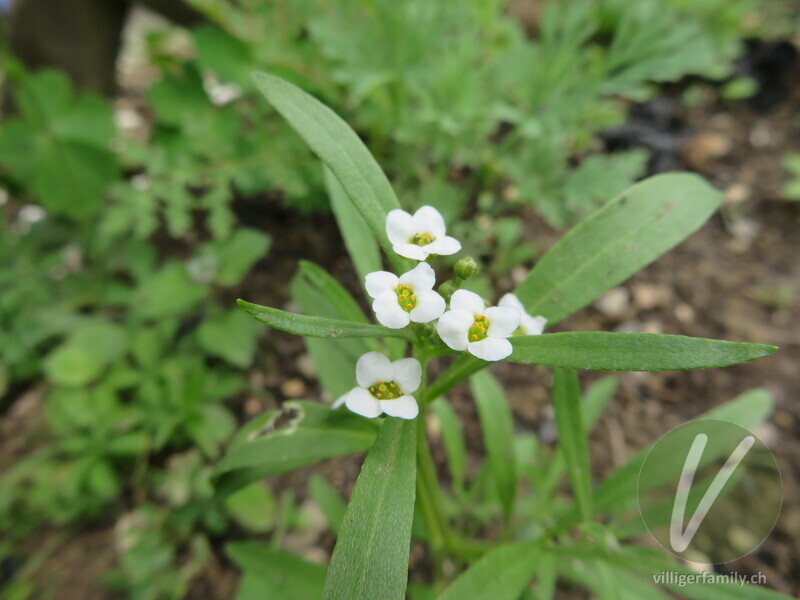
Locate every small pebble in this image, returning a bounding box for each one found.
[281,378,307,398]
[674,303,696,323]
[596,288,630,317]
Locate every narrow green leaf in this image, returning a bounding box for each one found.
[431,399,467,493]
[308,474,347,534]
[514,173,722,324]
[540,376,617,499]
[530,553,557,600]
[252,72,406,270]
[224,482,276,533]
[470,371,518,519]
[292,261,376,398]
[325,167,382,283]
[295,260,370,324]
[583,376,618,430]
[565,388,774,527]
[237,299,411,340]
[227,542,326,600]
[552,544,794,600]
[562,559,670,600]
[509,332,776,371]
[213,401,379,497]
[553,369,592,520]
[324,418,417,600]
[436,542,541,600]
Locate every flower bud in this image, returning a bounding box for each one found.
[454,256,480,280]
[438,280,458,301]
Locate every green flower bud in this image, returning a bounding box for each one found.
[454,256,480,280]
[438,280,458,301]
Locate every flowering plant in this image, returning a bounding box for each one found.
[215,74,783,600]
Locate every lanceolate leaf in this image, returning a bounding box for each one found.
[253,72,407,270]
[436,542,542,600]
[431,399,467,493]
[514,173,722,325]
[213,401,379,497]
[557,388,774,529]
[552,544,794,600]
[291,261,375,399]
[325,166,382,283]
[552,369,593,521]
[294,260,371,324]
[237,299,412,340]
[324,418,417,600]
[509,332,776,371]
[470,371,518,520]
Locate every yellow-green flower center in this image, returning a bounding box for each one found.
[396,283,417,312]
[469,315,489,342]
[410,232,435,246]
[368,381,403,400]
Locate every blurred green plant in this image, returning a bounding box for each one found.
[781,153,800,201]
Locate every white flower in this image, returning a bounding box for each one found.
[499,293,547,336]
[436,289,521,361]
[386,206,461,260]
[342,352,421,419]
[365,262,446,328]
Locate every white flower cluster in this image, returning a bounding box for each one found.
[340,206,547,420]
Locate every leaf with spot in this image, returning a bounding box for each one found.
[213,401,379,497]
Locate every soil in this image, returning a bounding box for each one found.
[2,38,800,600]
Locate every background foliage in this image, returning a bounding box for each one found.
[1,0,797,598]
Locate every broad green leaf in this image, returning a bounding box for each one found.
[200,227,271,286]
[431,399,467,493]
[514,173,722,324]
[213,401,379,496]
[227,542,325,600]
[130,262,209,320]
[436,542,541,600]
[552,369,592,520]
[224,482,276,533]
[470,371,517,519]
[308,474,347,534]
[237,299,412,340]
[197,309,261,368]
[0,70,119,219]
[509,332,776,371]
[325,166,382,283]
[252,72,407,271]
[44,321,128,387]
[563,388,774,528]
[193,25,256,89]
[324,418,417,600]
